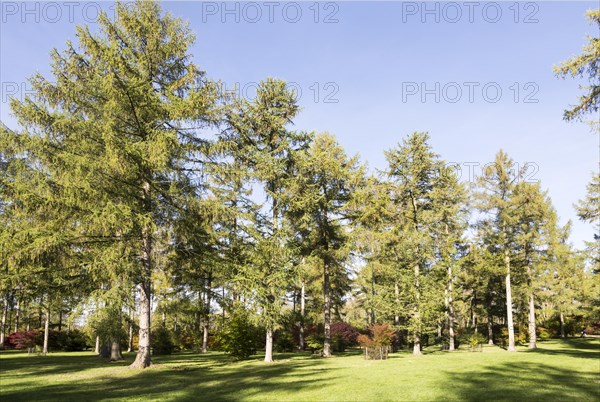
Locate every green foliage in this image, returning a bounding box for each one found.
[214,307,260,359]
[554,9,600,122]
[305,334,324,355]
[467,332,487,348]
[274,331,295,353]
[151,326,175,356]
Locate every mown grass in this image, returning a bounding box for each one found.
[0,338,598,401]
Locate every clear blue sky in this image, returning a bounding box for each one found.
[1,1,598,249]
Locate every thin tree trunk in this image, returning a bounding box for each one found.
[264,327,273,362]
[221,287,225,326]
[127,323,133,353]
[447,264,455,351]
[528,293,536,349]
[110,339,123,361]
[202,273,211,353]
[42,306,50,355]
[299,281,305,351]
[560,312,566,338]
[95,335,100,354]
[127,303,134,352]
[370,261,375,325]
[488,313,494,345]
[58,309,62,332]
[323,263,332,357]
[413,262,422,356]
[526,257,537,349]
[504,248,516,352]
[14,297,20,333]
[394,282,400,326]
[0,295,8,347]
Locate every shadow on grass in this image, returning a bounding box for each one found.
[528,338,600,360]
[445,360,599,401]
[0,352,131,378]
[0,351,336,401]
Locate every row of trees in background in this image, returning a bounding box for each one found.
[0,2,598,368]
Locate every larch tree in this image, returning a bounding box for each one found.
[224,78,311,362]
[286,133,364,357]
[431,163,468,350]
[383,132,452,355]
[475,150,529,352]
[511,181,555,349]
[1,1,220,368]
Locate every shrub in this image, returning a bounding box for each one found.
[274,330,295,353]
[467,332,487,349]
[63,330,88,351]
[330,322,359,352]
[152,326,175,355]
[305,333,324,354]
[213,308,258,359]
[537,327,552,341]
[5,330,38,350]
[357,324,395,360]
[5,329,88,351]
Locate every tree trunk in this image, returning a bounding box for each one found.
[299,281,305,351]
[528,292,536,349]
[504,249,516,352]
[202,273,211,353]
[131,181,153,369]
[560,312,566,338]
[38,302,43,328]
[58,309,62,332]
[0,295,8,347]
[413,262,422,356]
[447,265,455,351]
[14,298,20,333]
[370,261,375,325]
[110,339,123,361]
[264,327,273,362]
[127,323,133,353]
[95,335,100,354]
[394,282,400,326]
[413,331,421,355]
[42,306,50,355]
[127,306,134,352]
[323,263,332,357]
[131,281,152,368]
[488,313,494,345]
[527,259,537,349]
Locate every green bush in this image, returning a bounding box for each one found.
[274,330,295,353]
[468,332,487,348]
[537,327,552,341]
[213,308,258,359]
[152,326,175,355]
[305,333,324,354]
[63,330,89,351]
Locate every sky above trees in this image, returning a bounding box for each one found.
[1,1,597,249]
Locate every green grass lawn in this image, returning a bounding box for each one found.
[1,338,598,401]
